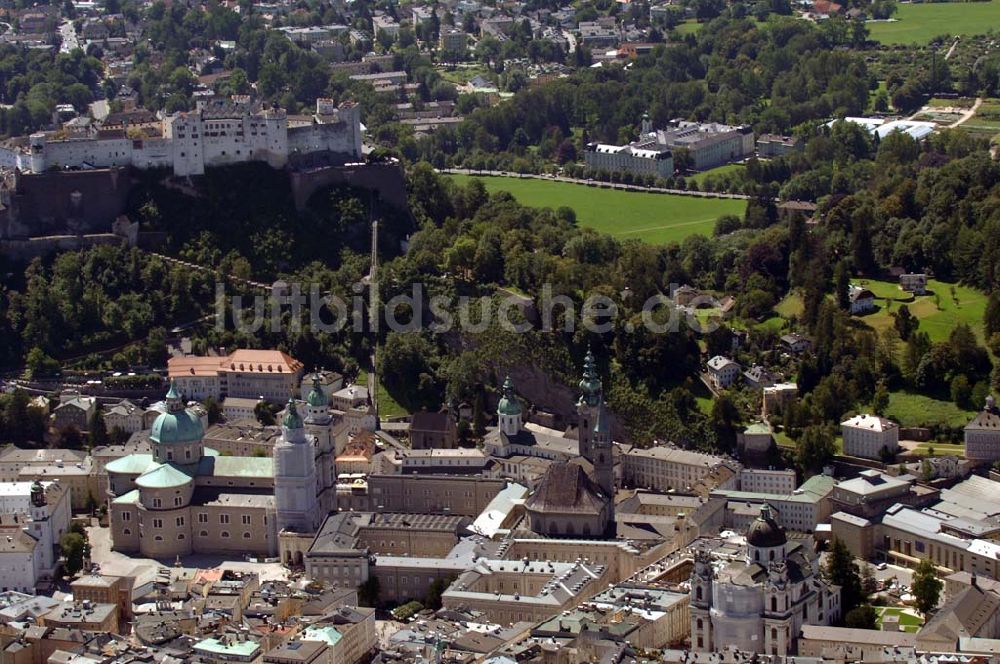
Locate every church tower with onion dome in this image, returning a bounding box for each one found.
[577,348,615,499]
[303,373,337,514]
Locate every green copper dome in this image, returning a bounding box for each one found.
[283,398,303,429]
[497,375,522,416]
[151,410,204,444]
[151,383,203,444]
[306,375,328,408]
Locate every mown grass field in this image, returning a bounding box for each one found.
[446,174,747,244]
[880,390,977,428]
[853,278,989,343]
[868,1,1000,44]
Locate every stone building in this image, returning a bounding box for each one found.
[7,98,363,177]
[106,383,336,560]
[689,505,841,656]
[965,395,1000,463]
[841,413,899,459]
[168,349,304,404]
[0,481,71,589]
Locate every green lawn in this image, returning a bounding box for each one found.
[854,278,989,343]
[880,390,977,428]
[357,368,408,419]
[446,175,747,244]
[774,292,805,319]
[869,1,1000,44]
[927,97,976,109]
[876,607,923,633]
[675,19,704,35]
[909,442,967,457]
[690,163,745,184]
[775,430,845,454]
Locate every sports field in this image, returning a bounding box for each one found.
[868,1,1000,44]
[446,175,747,244]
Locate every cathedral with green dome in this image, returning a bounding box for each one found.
[106,379,339,562]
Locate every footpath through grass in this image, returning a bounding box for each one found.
[447,174,746,244]
[869,1,1000,44]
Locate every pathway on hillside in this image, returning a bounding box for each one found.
[146,251,271,292]
[944,37,960,61]
[948,97,983,128]
[438,168,753,200]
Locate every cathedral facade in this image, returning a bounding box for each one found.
[522,349,617,538]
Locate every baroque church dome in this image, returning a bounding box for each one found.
[151,382,204,445]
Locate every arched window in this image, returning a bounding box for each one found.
[221,531,230,538]
[771,627,778,641]
[178,534,185,540]
[697,586,703,601]
[123,528,131,536]
[769,550,775,561]
[200,531,208,537]
[771,596,777,612]
[154,535,163,541]
[697,618,703,629]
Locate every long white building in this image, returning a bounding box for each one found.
[5,98,362,178]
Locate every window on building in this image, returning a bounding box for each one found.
[242,515,251,525]
[220,514,230,524]
[221,531,230,538]
[243,532,251,539]
[198,513,208,523]
[122,512,131,521]
[200,530,208,537]
[152,518,163,528]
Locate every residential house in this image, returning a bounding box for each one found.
[743,365,776,390]
[706,356,741,389]
[899,273,928,295]
[779,333,811,354]
[848,285,876,314]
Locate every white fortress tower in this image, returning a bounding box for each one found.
[273,398,320,534]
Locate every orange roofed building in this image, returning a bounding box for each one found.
[168,349,304,403]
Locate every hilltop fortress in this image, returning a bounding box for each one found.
[1,97,362,178]
[0,97,376,242]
